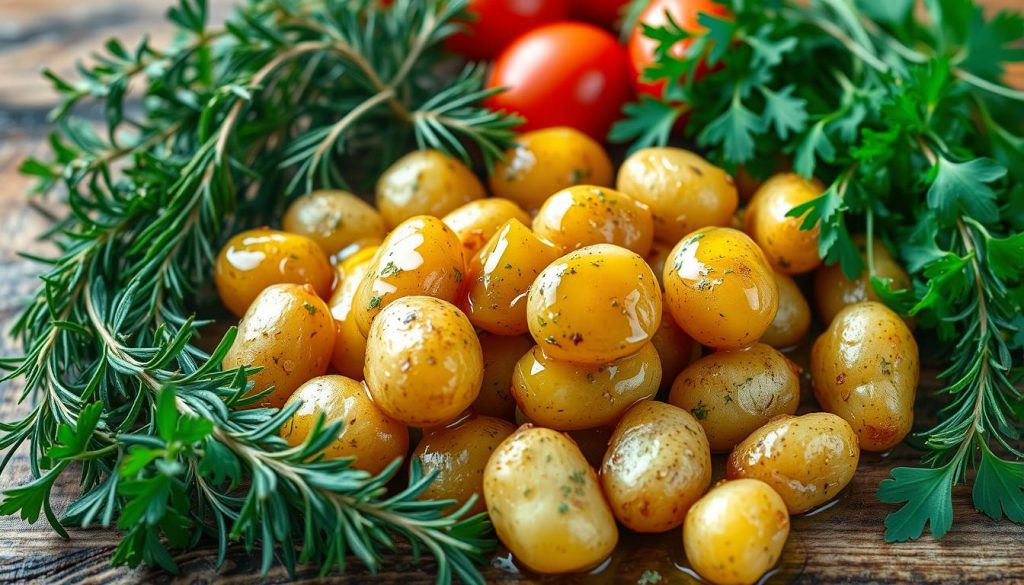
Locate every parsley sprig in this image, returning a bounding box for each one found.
[613,0,1024,541]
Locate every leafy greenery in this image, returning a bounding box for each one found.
[0,0,517,581]
[612,0,1024,541]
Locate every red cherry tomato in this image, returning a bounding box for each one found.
[486,22,632,139]
[570,0,630,28]
[445,0,571,60]
[627,0,729,98]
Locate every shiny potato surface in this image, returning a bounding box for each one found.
[328,249,376,379]
[727,412,859,514]
[760,271,812,349]
[528,244,662,364]
[282,190,386,259]
[442,197,532,259]
[532,185,654,256]
[744,173,825,274]
[464,219,561,335]
[375,150,485,228]
[814,239,911,324]
[483,426,618,574]
[684,478,790,585]
[223,284,334,408]
[279,375,407,475]
[476,333,534,420]
[364,296,483,427]
[489,127,614,212]
[601,401,711,533]
[668,343,800,452]
[811,302,918,451]
[616,147,738,243]
[215,228,334,317]
[511,343,662,430]
[663,227,779,349]
[646,240,673,289]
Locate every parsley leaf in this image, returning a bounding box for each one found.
[973,443,1024,523]
[926,156,1007,224]
[878,464,956,542]
[759,85,808,140]
[697,92,764,163]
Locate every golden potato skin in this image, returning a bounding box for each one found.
[616,147,738,243]
[532,185,654,256]
[511,343,662,430]
[684,479,790,585]
[484,426,618,574]
[280,375,407,475]
[528,244,662,364]
[651,307,699,389]
[669,343,800,452]
[464,219,561,335]
[761,271,812,349]
[727,412,859,514]
[375,150,485,228]
[215,228,334,317]
[567,426,613,469]
[476,333,533,420]
[814,239,911,324]
[353,216,464,335]
[223,284,334,408]
[811,302,919,451]
[744,173,825,274]
[364,296,483,427]
[663,227,779,349]
[489,127,614,212]
[413,416,516,515]
[646,240,673,290]
[601,402,711,533]
[442,198,531,259]
[328,250,376,379]
[282,190,386,259]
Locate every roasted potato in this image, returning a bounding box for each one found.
[476,333,534,420]
[814,239,911,324]
[442,198,531,259]
[650,307,699,389]
[744,173,825,274]
[328,248,376,379]
[760,271,812,349]
[375,150,485,228]
[532,185,654,256]
[282,190,386,259]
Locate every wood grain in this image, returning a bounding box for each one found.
[0,1,1022,583]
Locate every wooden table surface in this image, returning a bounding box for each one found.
[1,1,1022,583]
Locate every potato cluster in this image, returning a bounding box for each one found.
[215,127,919,584]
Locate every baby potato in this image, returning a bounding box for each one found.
[511,343,662,430]
[215,228,334,317]
[375,150,485,228]
[601,401,711,533]
[727,412,859,514]
[528,244,662,364]
[328,249,377,379]
[814,239,911,323]
[669,343,800,452]
[476,333,534,420]
[532,185,654,256]
[811,302,919,451]
[282,190,386,259]
[442,198,531,259]
[489,127,614,212]
[279,375,407,474]
[651,307,699,389]
[223,284,334,408]
[663,227,779,349]
[744,173,825,274]
[413,416,516,515]
[353,216,464,335]
[364,296,483,427]
[646,240,673,289]
[463,219,561,335]
[484,426,618,574]
[684,479,790,585]
[761,271,812,349]
[616,147,738,243]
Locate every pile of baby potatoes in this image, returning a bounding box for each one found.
[214,126,919,585]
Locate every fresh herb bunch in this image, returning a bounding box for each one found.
[0,0,519,581]
[612,0,1024,541]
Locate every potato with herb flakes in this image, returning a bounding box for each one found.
[280,375,407,475]
[328,247,377,379]
[601,401,711,533]
[527,244,662,364]
[441,197,532,259]
[811,301,918,451]
[744,173,826,274]
[760,271,812,349]
[616,147,738,243]
[223,283,334,408]
[353,216,464,335]
[375,150,485,228]
[511,343,661,430]
[483,426,618,574]
[727,412,859,514]
[413,416,516,515]
[282,190,386,259]
[814,238,912,324]
[476,333,533,420]
[215,228,334,317]
[532,185,654,256]
[489,127,614,212]
[364,296,483,427]
[463,219,561,335]
[663,227,778,350]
